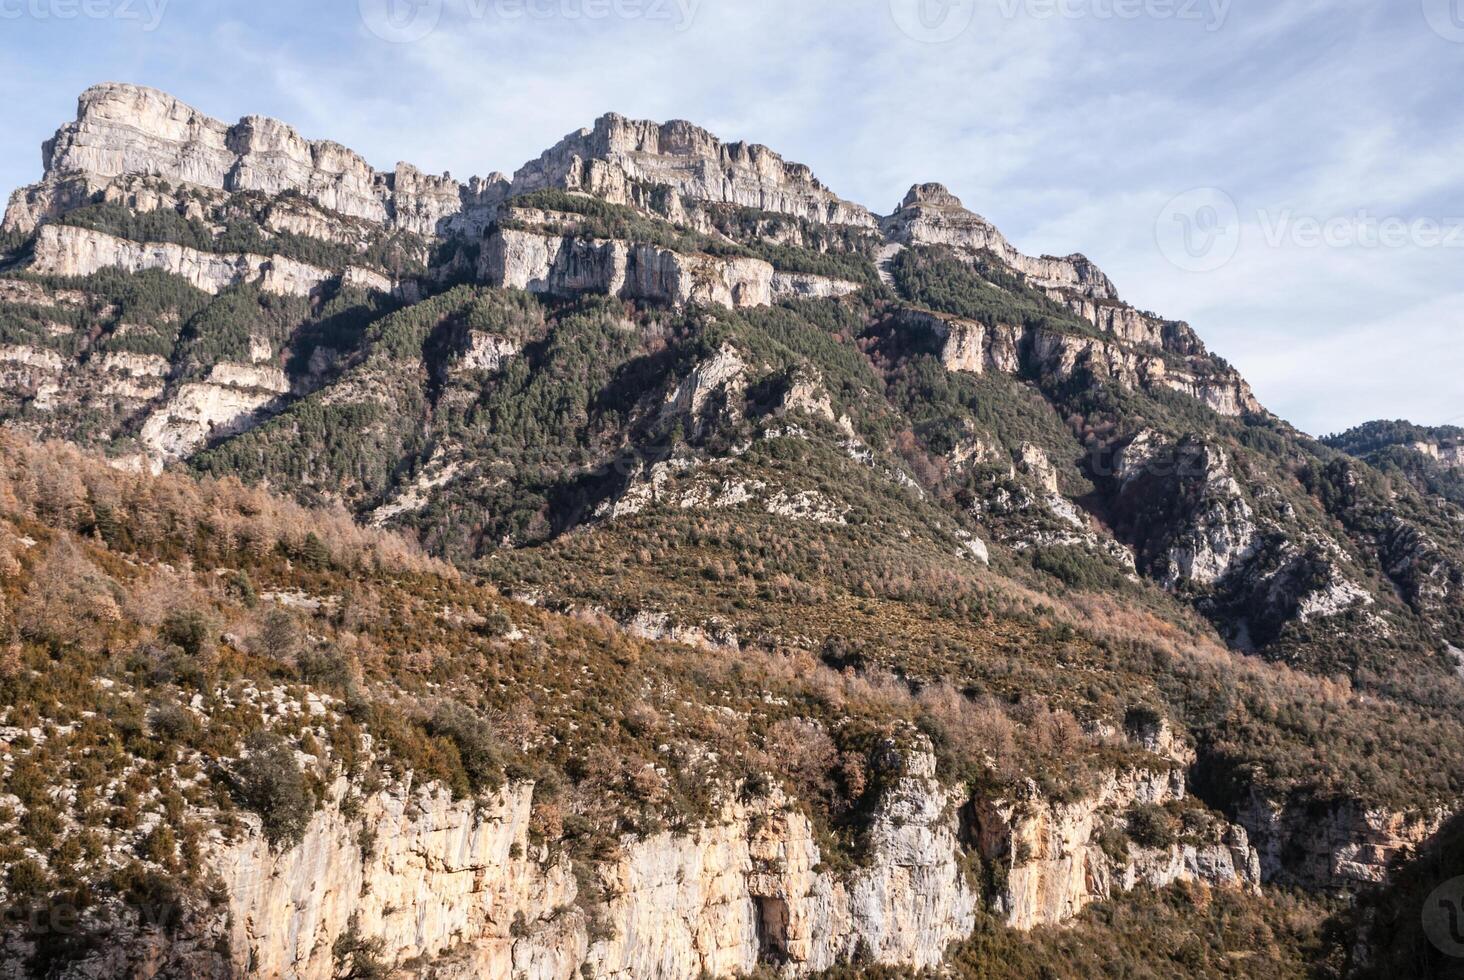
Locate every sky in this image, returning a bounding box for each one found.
[0,0,1460,436]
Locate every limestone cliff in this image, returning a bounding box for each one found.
[976,766,1261,930]
[4,83,504,237]
[1236,791,1449,889]
[102,745,1258,979]
[479,227,861,309]
[899,307,1261,418]
[510,113,878,230]
[882,183,1117,302]
[31,223,392,299]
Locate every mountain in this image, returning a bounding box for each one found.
[1326,420,1464,506]
[0,83,1461,978]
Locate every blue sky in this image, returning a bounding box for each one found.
[0,0,1460,436]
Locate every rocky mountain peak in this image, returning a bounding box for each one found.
[8,81,500,238]
[899,182,965,210]
[512,110,879,228]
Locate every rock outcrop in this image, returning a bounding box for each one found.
[1412,439,1464,469]
[30,223,391,298]
[4,83,505,237]
[196,745,979,979]
[511,113,879,229]
[1236,791,1449,888]
[215,777,578,980]
[976,766,1261,929]
[901,308,1261,418]
[1111,431,1263,588]
[479,227,860,309]
[882,183,1117,301]
[138,378,283,459]
[187,742,1269,979]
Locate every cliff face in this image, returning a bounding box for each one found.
[5,83,505,237]
[510,113,879,230]
[976,766,1261,930]
[479,227,860,309]
[881,183,1118,303]
[30,223,395,299]
[1237,791,1449,889]
[5,86,876,241]
[153,747,1254,979]
[901,307,1261,418]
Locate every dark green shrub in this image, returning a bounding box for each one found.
[232,732,316,849]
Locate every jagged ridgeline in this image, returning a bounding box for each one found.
[0,83,1462,978]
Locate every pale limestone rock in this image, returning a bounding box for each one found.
[1062,297,1203,356]
[900,311,1018,376]
[99,374,165,401]
[664,345,747,422]
[1411,440,1464,469]
[774,370,854,436]
[459,332,523,373]
[584,743,976,976]
[511,114,878,229]
[769,271,862,302]
[623,610,740,653]
[1114,433,1261,588]
[1237,791,1449,887]
[214,780,578,980]
[939,318,988,374]
[962,533,991,565]
[1016,444,1061,495]
[912,305,1257,423]
[0,278,87,309]
[5,83,504,237]
[371,455,467,525]
[882,184,1116,301]
[194,746,982,979]
[343,266,394,294]
[139,382,279,459]
[31,224,335,297]
[96,351,169,378]
[207,362,289,394]
[765,489,847,525]
[0,344,65,372]
[0,345,65,404]
[480,228,778,309]
[226,113,387,225]
[976,767,1261,930]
